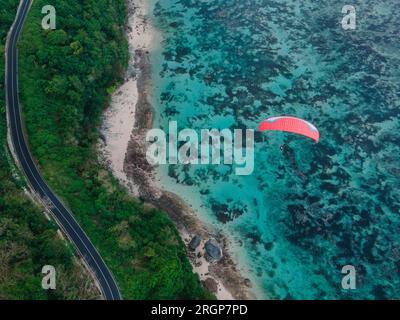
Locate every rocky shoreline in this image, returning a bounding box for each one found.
[123,46,252,300]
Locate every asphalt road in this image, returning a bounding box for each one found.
[5,0,122,300]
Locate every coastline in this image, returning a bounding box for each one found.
[100,0,157,195]
[100,0,253,300]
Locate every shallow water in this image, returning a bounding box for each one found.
[150,0,400,299]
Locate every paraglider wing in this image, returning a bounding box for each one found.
[259,116,320,143]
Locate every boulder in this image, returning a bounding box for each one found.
[205,238,223,262]
[189,235,201,251]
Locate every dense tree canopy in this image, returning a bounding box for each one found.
[0,0,98,300]
[13,0,209,299]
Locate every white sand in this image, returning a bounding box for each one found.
[100,0,159,193]
[101,79,138,187]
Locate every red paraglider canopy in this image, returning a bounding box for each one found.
[259,116,320,143]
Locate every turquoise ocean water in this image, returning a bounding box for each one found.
[149,0,400,299]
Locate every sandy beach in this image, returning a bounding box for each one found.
[100,0,253,300]
[100,0,159,195]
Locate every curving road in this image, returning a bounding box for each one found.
[5,0,122,300]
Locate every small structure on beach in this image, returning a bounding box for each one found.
[205,239,223,262]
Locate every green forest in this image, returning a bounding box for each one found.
[0,0,99,300]
[0,0,209,299]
